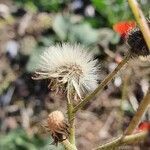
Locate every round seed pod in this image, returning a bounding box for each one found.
[47,111,69,145]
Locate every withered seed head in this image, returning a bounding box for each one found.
[47,111,65,131]
[46,111,69,145]
[33,43,99,99]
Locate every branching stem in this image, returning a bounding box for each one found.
[125,90,150,135]
[94,131,148,150]
[62,139,78,150]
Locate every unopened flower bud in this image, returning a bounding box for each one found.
[126,24,150,57]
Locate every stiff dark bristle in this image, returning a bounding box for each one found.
[126,27,150,56]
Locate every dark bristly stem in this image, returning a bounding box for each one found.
[73,53,131,113]
[124,90,150,135]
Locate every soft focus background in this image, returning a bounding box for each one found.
[0,0,150,150]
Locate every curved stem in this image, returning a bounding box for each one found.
[94,131,148,150]
[73,53,131,113]
[125,90,150,135]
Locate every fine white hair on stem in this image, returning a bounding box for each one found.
[33,43,100,99]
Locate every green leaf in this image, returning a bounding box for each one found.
[122,100,134,114]
[92,0,132,25]
[98,28,119,47]
[69,23,99,45]
[24,1,37,13]
[52,14,70,40]
[0,129,48,150]
[26,47,44,72]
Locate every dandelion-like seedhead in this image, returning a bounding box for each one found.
[33,43,99,99]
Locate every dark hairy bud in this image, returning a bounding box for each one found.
[126,22,150,57]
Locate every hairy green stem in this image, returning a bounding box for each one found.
[119,75,130,132]
[94,131,148,150]
[67,84,76,146]
[67,103,75,145]
[62,139,78,150]
[125,90,150,135]
[73,53,131,113]
[128,0,150,50]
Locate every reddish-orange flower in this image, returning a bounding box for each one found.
[113,21,136,38]
[138,122,150,132]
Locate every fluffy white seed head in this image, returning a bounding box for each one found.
[34,43,99,99]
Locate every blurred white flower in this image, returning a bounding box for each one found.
[33,43,99,99]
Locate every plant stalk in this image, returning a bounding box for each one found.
[124,90,150,135]
[67,84,76,146]
[62,139,78,150]
[128,0,150,51]
[73,53,131,113]
[94,131,148,150]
